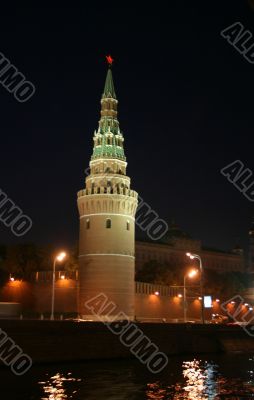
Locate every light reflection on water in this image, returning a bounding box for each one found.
[145,358,254,400]
[182,360,217,399]
[39,372,81,400]
[5,354,254,400]
[146,360,218,399]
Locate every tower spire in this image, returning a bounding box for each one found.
[103,55,116,99]
[91,59,125,160]
[103,68,116,99]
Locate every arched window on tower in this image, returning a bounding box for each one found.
[86,219,90,229]
[127,220,130,231]
[106,218,111,229]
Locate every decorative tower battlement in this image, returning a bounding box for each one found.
[77,63,138,320]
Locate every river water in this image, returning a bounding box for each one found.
[1,353,254,399]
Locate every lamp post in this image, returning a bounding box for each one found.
[186,252,205,324]
[183,269,198,323]
[51,251,67,320]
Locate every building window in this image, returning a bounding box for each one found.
[86,219,90,229]
[127,220,130,231]
[106,218,111,229]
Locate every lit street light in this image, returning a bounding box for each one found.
[186,252,205,324]
[183,269,198,323]
[51,251,67,320]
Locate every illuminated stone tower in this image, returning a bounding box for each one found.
[77,62,138,320]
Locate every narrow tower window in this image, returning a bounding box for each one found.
[86,219,90,229]
[106,218,111,229]
[127,220,130,231]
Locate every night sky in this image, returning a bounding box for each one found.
[0,2,253,253]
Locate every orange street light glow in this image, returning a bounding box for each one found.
[56,252,67,262]
[188,269,198,278]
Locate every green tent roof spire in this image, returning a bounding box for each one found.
[102,68,116,99]
[91,62,125,161]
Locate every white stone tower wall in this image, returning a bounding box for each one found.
[77,66,138,320]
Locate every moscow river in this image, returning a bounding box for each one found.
[1,353,254,399]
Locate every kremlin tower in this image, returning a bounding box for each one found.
[77,60,138,320]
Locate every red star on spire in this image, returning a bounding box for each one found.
[106,55,114,66]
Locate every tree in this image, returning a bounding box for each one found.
[135,260,180,286]
[0,244,8,285]
[203,270,248,298]
[3,243,42,280]
[63,245,78,272]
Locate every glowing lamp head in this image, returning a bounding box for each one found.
[188,269,197,278]
[154,291,159,296]
[60,275,65,280]
[56,252,66,262]
[10,277,14,282]
[178,294,183,298]
[231,301,235,305]
[216,299,220,302]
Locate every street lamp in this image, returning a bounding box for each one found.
[184,269,198,323]
[51,251,67,320]
[186,252,204,324]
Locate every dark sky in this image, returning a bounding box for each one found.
[0,2,253,253]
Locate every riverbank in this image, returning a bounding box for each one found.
[0,320,254,365]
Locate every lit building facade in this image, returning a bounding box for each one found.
[135,223,245,273]
[77,66,138,320]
